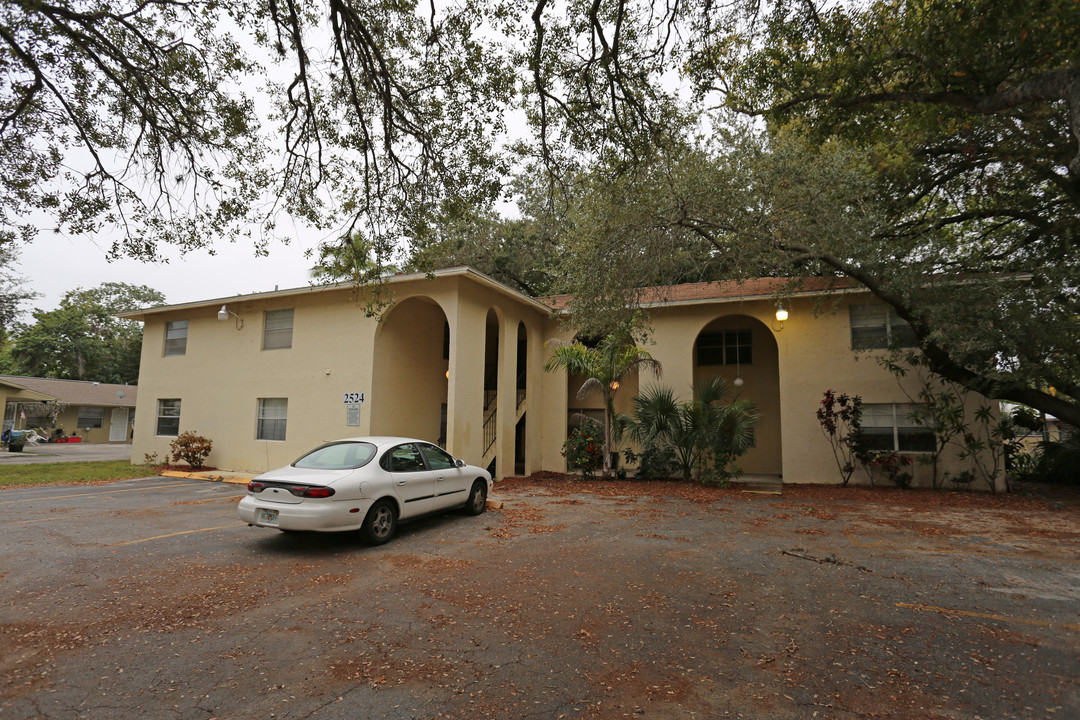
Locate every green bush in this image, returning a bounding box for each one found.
[170,431,213,470]
[625,444,680,480]
[562,419,604,477]
[1033,434,1080,485]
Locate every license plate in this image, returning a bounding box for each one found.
[258,508,279,524]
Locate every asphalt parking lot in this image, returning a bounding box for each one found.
[1,476,1078,719]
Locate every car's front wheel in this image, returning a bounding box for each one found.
[464,480,487,516]
[360,499,398,545]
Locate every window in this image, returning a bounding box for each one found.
[157,399,181,436]
[23,411,55,428]
[381,443,427,473]
[567,409,604,430]
[263,309,294,350]
[257,398,288,441]
[294,441,377,470]
[849,305,916,350]
[697,329,752,366]
[420,443,456,471]
[859,404,935,452]
[77,407,104,429]
[164,320,188,356]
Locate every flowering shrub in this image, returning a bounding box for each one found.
[816,390,863,486]
[562,419,604,478]
[170,431,213,470]
[866,451,913,488]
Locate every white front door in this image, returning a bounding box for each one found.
[109,408,129,442]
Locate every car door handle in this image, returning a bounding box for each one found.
[396,480,407,486]
[436,476,445,482]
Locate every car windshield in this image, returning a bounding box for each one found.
[293,442,377,470]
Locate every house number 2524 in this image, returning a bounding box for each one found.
[343,392,365,404]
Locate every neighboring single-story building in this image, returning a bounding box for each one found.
[119,267,1001,488]
[1,376,137,443]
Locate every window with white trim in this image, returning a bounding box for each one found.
[849,305,916,350]
[77,407,104,429]
[164,320,188,356]
[156,399,181,436]
[263,309,294,350]
[257,398,288,441]
[859,404,935,452]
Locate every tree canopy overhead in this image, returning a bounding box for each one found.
[2,0,1078,425]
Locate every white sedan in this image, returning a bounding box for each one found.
[237,436,492,545]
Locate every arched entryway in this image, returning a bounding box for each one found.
[370,297,450,442]
[693,314,781,477]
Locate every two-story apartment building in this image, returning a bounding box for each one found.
[120,267,1000,489]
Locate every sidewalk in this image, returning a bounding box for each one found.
[160,469,253,485]
[0,442,133,465]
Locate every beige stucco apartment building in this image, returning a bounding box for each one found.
[121,267,1000,488]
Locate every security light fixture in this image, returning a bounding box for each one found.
[217,305,243,329]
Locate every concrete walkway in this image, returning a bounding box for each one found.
[0,442,133,465]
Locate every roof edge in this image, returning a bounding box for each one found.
[117,266,553,320]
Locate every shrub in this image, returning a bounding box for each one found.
[625,444,680,480]
[816,390,863,486]
[562,419,604,478]
[170,431,213,470]
[865,451,913,489]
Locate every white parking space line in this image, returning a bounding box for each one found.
[0,482,207,505]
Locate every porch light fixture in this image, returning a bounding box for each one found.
[773,301,788,331]
[217,305,244,330]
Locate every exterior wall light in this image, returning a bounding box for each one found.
[774,301,788,331]
[217,305,244,329]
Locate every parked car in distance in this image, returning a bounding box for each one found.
[237,436,492,545]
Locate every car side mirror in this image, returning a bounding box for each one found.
[456,459,465,468]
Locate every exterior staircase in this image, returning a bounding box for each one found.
[481,373,527,477]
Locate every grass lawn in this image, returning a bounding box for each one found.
[0,461,160,489]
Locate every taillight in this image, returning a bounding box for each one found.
[286,485,335,498]
[247,482,265,493]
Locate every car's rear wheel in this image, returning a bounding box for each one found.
[360,499,397,545]
[464,480,487,516]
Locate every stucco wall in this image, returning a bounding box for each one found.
[132,287,382,472]
[128,274,1003,489]
[775,295,1002,489]
[131,275,552,475]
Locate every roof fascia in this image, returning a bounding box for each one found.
[116,266,552,321]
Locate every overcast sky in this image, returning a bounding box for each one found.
[18,227,322,316]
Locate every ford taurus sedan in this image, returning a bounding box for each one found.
[237,437,492,545]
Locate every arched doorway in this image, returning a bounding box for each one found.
[693,314,781,477]
[370,297,449,442]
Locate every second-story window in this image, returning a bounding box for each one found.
[263,309,294,350]
[850,305,917,350]
[164,320,188,356]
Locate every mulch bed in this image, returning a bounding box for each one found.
[496,472,1078,512]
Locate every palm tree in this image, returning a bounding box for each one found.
[545,331,662,478]
[629,377,758,483]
